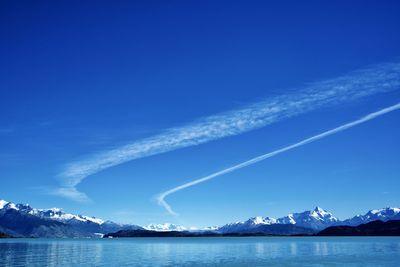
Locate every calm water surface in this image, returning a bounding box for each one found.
[0,237,399,267]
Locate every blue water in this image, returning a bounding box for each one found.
[0,237,399,266]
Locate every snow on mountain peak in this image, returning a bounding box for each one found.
[276,214,296,225]
[40,209,104,225]
[369,207,399,215]
[145,223,187,232]
[313,206,327,214]
[80,215,104,225]
[2,197,399,235]
[48,208,62,212]
[4,202,18,210]
[335,207,400,226]
[0,200,31,211]
[364,207,400,220]
[144,223,210,232]
[310,207,337,222]
[0,199,104,225]
[220,207,339,232]
[202,226,219,231]
[248,216,277,225]
[217,215,278,233]
[0,199,9,209]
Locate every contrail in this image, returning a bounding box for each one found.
[157,102,400,215]
[57,62,400,202]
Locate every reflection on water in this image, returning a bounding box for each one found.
[1,237,400,267]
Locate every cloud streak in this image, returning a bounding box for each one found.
[58,62,400,201]
[157,102,400,215]
[51,187,91,203]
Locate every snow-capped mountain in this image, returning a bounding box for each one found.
[201,226,219,231]
[218,207,338,233]
[145,223,188,232]
[0,199,9,209]
[218,216,277,233]
[2,197,400,238]
[341,207,400,226]
[1,201,104,225]
[0,199,142,237]
[217,206,400,234]
[144,223,210,232]
[276,207,339,230]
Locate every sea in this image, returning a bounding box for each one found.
[1,237,399,266]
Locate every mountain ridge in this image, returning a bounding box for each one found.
[0,199,142,237]
[1,198,399,237]
[218,206,400,233]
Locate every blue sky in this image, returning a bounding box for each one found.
[1,1,400,227]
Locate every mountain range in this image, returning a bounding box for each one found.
[1,198,399,237]
[0,199,142,237]
[218,206,340,233]
[219,206,400,234]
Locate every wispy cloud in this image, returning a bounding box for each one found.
[50,187,91,203]
[157,102,400,215]
[57,62,400,201]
